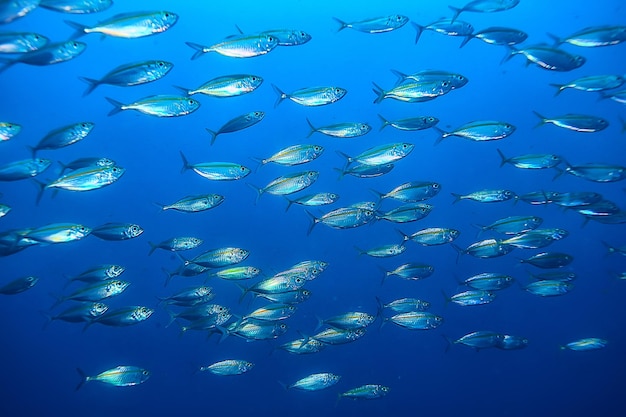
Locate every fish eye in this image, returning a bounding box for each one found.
[280,324,287,329]
[72,42,78,47]
[142,370,149,375]
[442,81,450,86]
[433,183,439,188]
[188,100,195,105]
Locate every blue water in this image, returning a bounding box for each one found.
[1,0,625,415]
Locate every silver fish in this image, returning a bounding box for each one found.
[378,114,439,131]
[0,121,21,141]
[206,111,265,145]
[377,203,433,223]
[519,252,573,268]
[27,223,91,244]
[76,366,150,390]
[80,60,173,96]
[400,227,460,246]
[338,143,414,167]
[449,0,520,22]
[107,95,200,117]
[250,171,319,202]
[413,19,474,43]
[448,331,504,351]
[148,237,203,255]
[287,373,341,391]
[382,263,434,283]
[66,11,178,38]
[560,338,607,351]
[461,273,514,290]
[333,15,409,33]
[533,111,608,133]
[88,306,154,328]
[180,152,250,181]
[186,33,278,59]
[373,80,452,103]
[200,360,254,376]
[460,26,527,48]
[476,215,543,235]
[175,74,263,97]
[446,290,495,306]
[29,122,94,155]
[374,181,440,202]
[550,74,625,96]
[549,25,626,47]
[39,0,113,14]
[45,165,125,192]
[157,194,224,212]
[505,44,586,71]
[0,40,86,73]
[524,280,573,296]
[306,118,371,138]
[497,149,561,169]
[91,223,143,240]
[188,247,249,268]
[436,120,516,144]
[0,32,48,53]
[0,158,51,181]
[340,384,390,400]
[0,275,38,295]
[387,311,443,329]
[390,69,468,89]
[273,85,347,107]
[452,189,516,203]
[285,192,339,212]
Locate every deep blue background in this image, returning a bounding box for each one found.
[1,1,625,416]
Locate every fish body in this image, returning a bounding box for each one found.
[449,0,520,21]
[39,0,113,14]
[225,320,288,341]
[319,312,375,330]
[58,280,129,304]
[80,60,173,95]
[382,298,430,313]
[334,15,408,33]
[413,19,474,43]
[520,252,573,268]
[1,41,86,72]
[373,80,452,103]
[149,237,202,255]
[500,229,567,249]
[262,29,311,46]
[279,338,325,354]
[437,121,515,143]
[0,276,38,294]
[66,264,125,286]
[306,119,371,138]
[30,122,94,154]
[561,338,608,351]
[561,163,626,182]
[0,158,51,181]
[402,228,460,246]
[189,247,249,269]
[506,45,586,71]
[496,335,529,350]
[476,215,542,235]
[244,303,296,321]
[0,122,21,141]
[76,366,150,390]
[378,203,432,223]
[455,239,514,258]
[391,69,468,89]
[461,26,527,47]
[447,290,495,306]
[312,327,366,344]
[497,149,561,169]
[338,162,395,179]
[107,95,200,117]
[91,223,143,240]
[524,280,573,296]
[288,373,341,391]
[45,302,108,326]
[90,306,153,327]
[356,243,405,258]
[273,85,347,107]
[550,74,625,95]
[285,192,339,212]
[378,114,439,131]
[462,273,514,290]
[550,191,602,207]
[59,157,115,174]
[209,266,261,280]
[157,286,213,306]
[200,360,254,375]
[27,223,91,244]
[178,74,263,97]
[206,111,265,145]
[375,181,440,202]
[451,331,504,350]
[46,165,125,192]
[388,311,443,330]
[256,288,311,304]
[159,194,224,212]
[251,171,319,200]
[533,111,608,133]
[339,143,414,167]
[67,11,178,38]
[452,189,516,203]
[340,384,390,400]
[307,206,375,234]
[246,275,306,296]
[383,263,434,282]
[0,32,48,53]
[258,144,324,167]
[186,34,278,59]
[551,25,626,47]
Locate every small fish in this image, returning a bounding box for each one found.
[29,122,94,155]
[496,335,529,350]
[200,360,254,376]
[340,384,390,400]
[188,247,249,269]
[460,26,527,48]
[550,191,602,207]
[306,118,371,138]
[157,286,213,307]
[0,204,10,218]
[76,366,150,390]
[500,229,568,249]
[355,243,405,258]
[377,203,433,223]
[476,215,543,235]
[80,60,173,96]
[186,34,278,59]
[448,331,504,351]
[65,265,125,287]
[380,297,430,313]
[557,162,626,183]
[436,121,516,144]
[373,181,441,202]
[391,69,468,89]
[382,263,434,283]
[256,288,311,304]
[0,158,52,181]
[603,242,626,257]
[249,171,319,203]
[318,312,376,331]
[242,275,306,298]
[533,111,608,133]
[337,162,395,179]
[550,74,625,96]
[306,207,375,235]
[276,260,328,281]
[157,194,224,213]
[54,280,129,305]
[285,192,338,212]
[334,15,408,33]
[206,111,265,145]
[180,152,250,181]
[497,149,561,169]
[43,165,125,193]
[27,223,91,244]
[107,95,200,117]
[504,45,586,72]
[148,237,203,255]
[524,280,573,296]
[91,223,143,240]
[372,80,452,103]
[518,191,555,206]
[530,271,576,282]
[39,0,113,14]
[378,114,439,131]
[286,373,341,391]
[400,228,460,246]
[312,328,366,345]
[549,25,626,47]
[387,311,443,330]
[260,29,311,46]
[452,189,516,203]
[208,266,261,281]
[560,338,608,351]
[66,11,178,38]
[449,0,520,22]
[58,157,115,174]
[43,302,108,329]
[88,306,153,328]
[278,338,325,354]
[0,0,39,24]
[461,273,514,291]
[0,32,48,53]
[338,143,414,167]
[0,122,21,141]
[244,303,297,321]
[273,85,347,107]
[175,74,263,97]
[0,276,38,295]
[520,252,573,269]
[453,239,514,259]
[256,144,324,168]
[412,19,474,44]
[0,40,86,73]
[445,290,495,306]
[223,320,288,341]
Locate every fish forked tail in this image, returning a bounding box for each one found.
[283,196,295,212]
[105,97,125,116]
[40,310,54,331]
[459,34,474,48]
[64,20,88,39]
[304,210,320,236]
[411,22,425,44]
[546,32,564,46]
[305,118,318,138]
[173,85,191,96]
[335,150,353,173]
[548,83,566,97]
[532,111,548,128]
[371,82,386,104]
[246,183,264,205]
[205,128,218,145]
[496,148,510,167]
[500,45,520,65]
[147,241,158,256]
[450,193,465,204]
[75,368,89,391]
[377,114,391,131]
[185,42,208,60]
[332,17,349,32]
[447,6,462,23]
[78,77,100,96]
[271,84,287,108]
[389,69,408,85]
[179,151,192,174]
[32,179,47,206]
[433,127,448,145]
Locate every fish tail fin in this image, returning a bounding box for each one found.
[33,179,46,205]
[532,111,547,128]
[549,83,565,96]
[78,77,99,96]
[246,183,263,205]
[26,145,37,159]
[380,267,391,285]
[205,128,218,145]
[377,114,390,131]
[619,116,626,134]
[371,82,385,104]
[395,228,411,244]
[164,307,177,328]
[162,267,175,287]
[552,167,565,181]
[105,97,124,116]
[602,241,616,256]
[0,59,15,74]
[546,32,562,46]
[389,69,408,85]
[433,127,447,145]
[332,17,348,32]
[314,315,324,332]
[284,196,294,212]
[500,45,518,65]
[250,156,264,174]
[472,223,486,239]
[40,310,53,331]
[335,151,352,174]
[304,210,320,236]
[450,193,463,204]
[271,84,287,108]
[173,85,191,96]
[185,42,208,60]
[179,151,191,173]
[450,244,464,264]
[369,188,384,203]
[75,368,88,391]
[411,22,424,44]
[235,283,250,304]
[448,6,462,23]
[443,334,454,353]
[459,34,473,48]
[277,380,288,391]
[148,241,157,256]
[305,117,317,137]
[496,148,508,167]
[354,246,365,256]
[441,290,451,306]
[65,20,88,39]
[375,296,384,320]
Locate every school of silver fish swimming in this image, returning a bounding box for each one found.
[0,0,623,400]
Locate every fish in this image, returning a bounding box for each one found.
[91,223,143,240]
[255,288,311,304]
[199,360,254,376]
[548,25,626,47]
[453,239,515,259]
[435,121,516,144]
[260,29,311,46]
[452,189,516,203]
[0,0,39,24]
[29,122,94,155]
[106,95,200,117]
[340,384,390,400]
[372,80,452,103]
[500,229,568,249]
[241,275,307,299]
[26,223,91,244]
[208,266,261,281]
[461,273,514,290]
[181,312,232,334]
[0,276,38,295]
[157,194,225,213]
[65,264,125,287]
[447,331,505,351]
[43,165,125,193]
[381,263,434,283]
[445,290,496,306]
[244,303,297,321]
[0,122,21,141]
[306,119,371,138]
[336,162,395,179]
[529,271,576,282]
[166,304,228,327]
[284,192,339,212]
[550,191,603,207]
[39,0,113,14]
[497,149,562,169]
[188,247,249,269]
[58,157,115,174]
[400,227,460,245]
[256,144,325,168]
[496,335,529,350]
[390,69,468,89]
[460,26,527,48]
[79,60,173,96]
[355,243,405,258]
[66,11,178,38]
[475,215,543,235]
[338,143,414,167]
[373,181,441,202]
[380,297,430,313]
[524,280,573,296]
[557,163,626,182]
[386,311,443,330]
[306,206,376,235]
[42,302,108,329]
[378,114,439,131]
[412,19,474,44]
[286,373,341,391]
[0,40,86,73]
[504,44,586,71]
[312,328,366,345]
[603,242,626,257]
[560,338,608,351]
[533,111,608,133]
[0,204,10,218]
[273,85,347,107]
[449,0,520,22]
[0,32,48,53]
[249,171,319,203]
[180,152,250,181]
[519,252,573,268]
[157,286,213,307]
[54,280,130,306]
[88,306,154,328]
[76,366,150,390]
[377,203,433,223]
[148,237,203,255]
[317,312,376,330]
[0,158,52,181]
[334,15,408,33]
[206,111,265,145]
[185,33,278,59]
[278,338,325,354]
[222,320,288,341]
[175,74,263,97]
[549,74,625,96]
